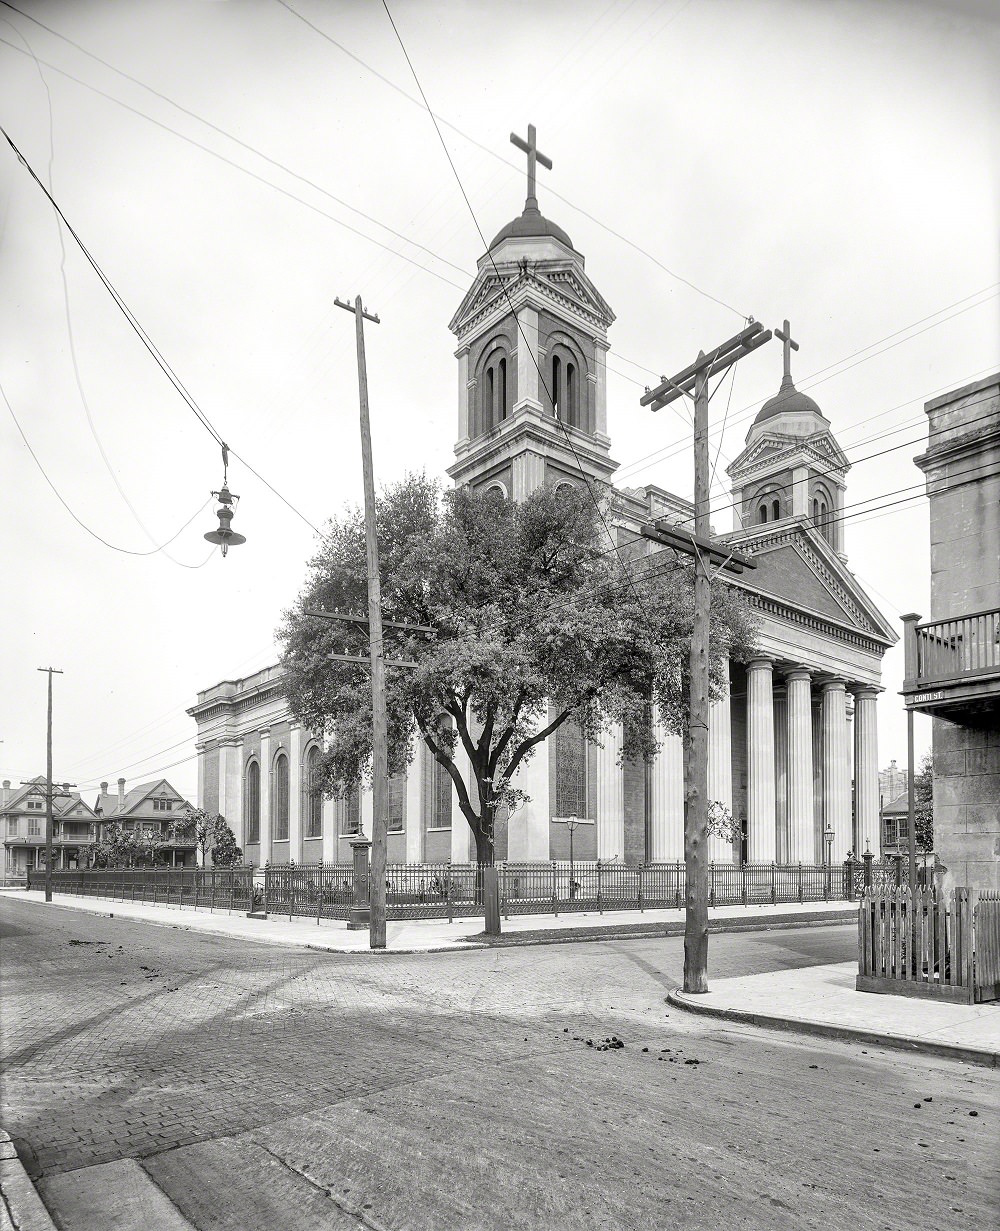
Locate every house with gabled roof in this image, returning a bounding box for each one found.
[2,778,100,882]
[93,777,197,867]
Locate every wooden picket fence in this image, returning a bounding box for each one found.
[857,888,1000,1004]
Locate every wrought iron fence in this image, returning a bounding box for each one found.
[28,867,256,912]
[31,858,871,922]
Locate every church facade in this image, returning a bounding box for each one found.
[189,138,896,870]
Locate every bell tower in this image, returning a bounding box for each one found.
[448,125,618,499]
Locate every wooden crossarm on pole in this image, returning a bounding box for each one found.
[327,653,419,670]
[641,328,773,410]
[640,322,765,407]
[640,522,757,574]
[306,608,438,636]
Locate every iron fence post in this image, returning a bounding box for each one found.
[447,863,454,924]
[502,863,509,921]
[741,862,747,906]
[263,861,270,916]
[798,862,803,903]
[317,859,323,925]
[289,858,295,922]
[597,859,602,915]
[771,862,777,905]
[639,865,644,913]
[552,861,558,918]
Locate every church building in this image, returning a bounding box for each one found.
[189,130,896,870]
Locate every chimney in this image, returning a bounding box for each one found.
[117,777,126,812]
[1,780,9,809]
[100,781,108,795]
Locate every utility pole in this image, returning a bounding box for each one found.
[335,295,388,951]
[36,667,64,903]
[640,323,772,993]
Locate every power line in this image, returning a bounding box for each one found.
[277,0,746,319]
[615,289,1000,482]
[2,379,214,564]
[380,4,652,614]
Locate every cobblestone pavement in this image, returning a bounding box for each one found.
[2,897,997,1230]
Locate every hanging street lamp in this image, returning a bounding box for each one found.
[204,445,246,558]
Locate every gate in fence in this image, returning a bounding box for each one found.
[857,887,1000,1005]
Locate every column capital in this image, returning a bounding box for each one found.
[820,677,848,694]
[785,667,811,683]
[851,685,881,700]
[747,656,774,672]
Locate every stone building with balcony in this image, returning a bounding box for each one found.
[902,373,1000,891]
[190,147,897,871]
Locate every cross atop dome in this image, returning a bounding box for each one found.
[510,124,552,212]
[775,319,799,389]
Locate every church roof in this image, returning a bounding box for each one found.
[489,203,574,252]
[753,374,825,426]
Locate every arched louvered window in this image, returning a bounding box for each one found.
[245,760,260,845]
[273,753,289,842]
[498,358,507,421]
[304,746,323,839]
[772,498,780,521]
[758,504,768,524]
[552,355,561,417]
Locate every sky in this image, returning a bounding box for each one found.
[1,0,998,805]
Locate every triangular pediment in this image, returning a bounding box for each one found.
[450,259,614,338]
[728,429,849,481]
[727,523,897,643]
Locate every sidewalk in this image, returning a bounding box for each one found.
[668,961,1000,1068]
[1,889,854,953]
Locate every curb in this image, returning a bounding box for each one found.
[665,989,999,1070]
[0,1132,56,1230]
[466,909,857,948]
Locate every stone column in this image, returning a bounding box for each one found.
[746,658,776,863]
[258,728,272,862]
[772,687,788,863]
[854,687,881,856]
[650,718,684,861]
[708,677,733,863]
[786,670,814,863]
[845,695,855,852]
[595,722,625,860]
[821,680,851,863]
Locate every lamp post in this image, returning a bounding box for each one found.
[566,815,579,900]
[823,826,835,896]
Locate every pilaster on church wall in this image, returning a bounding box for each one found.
[708,678,734,864]
[594,722,624,860]
[508,738,550,862]
[405,744,424,863]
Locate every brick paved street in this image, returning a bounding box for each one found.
[1,896,997,1230]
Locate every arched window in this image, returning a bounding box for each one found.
[272,752,289,842]
[812,498,819,521]
[304,746,323,839]
[245,760,260,845]
[772,498,780,522]
[758,504,768,524]
[552,354,561,417]
[567,362,576,422]
[388,774,406,833]
[555,715,587,817]
[478,345,510,435]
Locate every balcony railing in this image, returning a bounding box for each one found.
[903,607,1000,711]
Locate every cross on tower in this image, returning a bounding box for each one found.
[510,124,552,210]
[775,319,799,385]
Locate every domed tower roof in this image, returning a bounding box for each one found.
[489,203,574,252]
[753,374,824,425]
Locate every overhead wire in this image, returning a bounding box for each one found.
[379,0,663,616]
[2,380,214,563]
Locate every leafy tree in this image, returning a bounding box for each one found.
[279,475,757,867]
[913,751,933,852]
[210,819,243,867]
[91,821,143,868]
[183,809,222,865]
